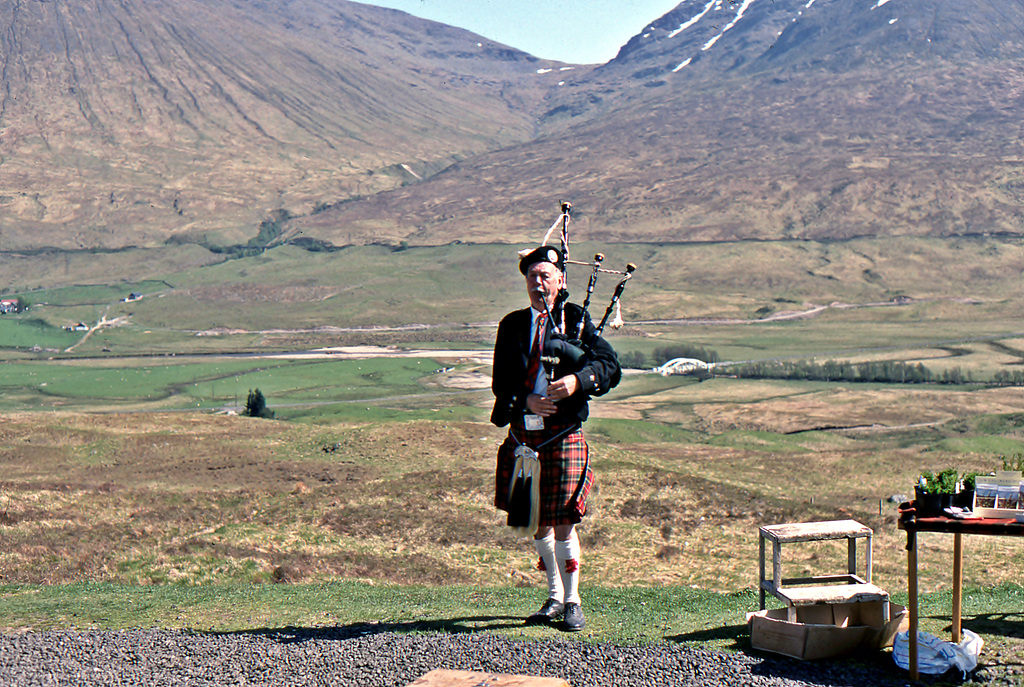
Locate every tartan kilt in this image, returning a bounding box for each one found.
[494,421,594,526]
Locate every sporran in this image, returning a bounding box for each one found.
[507,445,541,539]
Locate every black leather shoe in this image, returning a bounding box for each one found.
[562,602,585,632]
[526,598,564,625]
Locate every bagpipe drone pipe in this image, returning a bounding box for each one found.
[526,201,635,389]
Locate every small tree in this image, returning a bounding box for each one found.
[244,388,274,419]
[618,350,649,369]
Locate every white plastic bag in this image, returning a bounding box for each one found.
[892,629,983,676]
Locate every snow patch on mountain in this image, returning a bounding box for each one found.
[668,0,716,38]
[701,0,755,51]
[664,0,900,74]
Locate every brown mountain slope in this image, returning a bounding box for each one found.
[292,0,1024,246]
[292,61,1024,245]
[0,0,573,249]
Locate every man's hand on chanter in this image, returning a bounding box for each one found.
[545,374,579,401]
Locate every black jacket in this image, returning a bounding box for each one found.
[490,302,620,428]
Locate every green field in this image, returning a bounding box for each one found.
[1,237,1021,417]
[0,356,462,415]
[3,236,1022,336]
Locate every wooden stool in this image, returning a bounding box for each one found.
[758,519,889,623]
[405,669,570,687]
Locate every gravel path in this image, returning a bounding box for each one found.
[0,627,931,687]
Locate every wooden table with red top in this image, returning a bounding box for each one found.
[897,507,1024,680]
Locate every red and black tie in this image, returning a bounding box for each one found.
[525,312,547,390]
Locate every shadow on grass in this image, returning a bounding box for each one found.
[214,615,530,643]
[960,611,1024,639]
[665,623,749,650]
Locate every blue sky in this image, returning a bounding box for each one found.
[356,0,684,64]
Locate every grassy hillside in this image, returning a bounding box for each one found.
[2,376,1023,592]
[2,235,1021,344]
[1,379,1023,668]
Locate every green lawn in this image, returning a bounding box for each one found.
[1,582,1020,655]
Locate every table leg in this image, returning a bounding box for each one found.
[866,534,873,583]
[772,541,782,595]
[759,533,766,610]
[908,529,919,681]
[952,532,963,643]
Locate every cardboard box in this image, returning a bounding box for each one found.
[748,601,908,660]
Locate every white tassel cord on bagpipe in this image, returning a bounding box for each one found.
[518,210,570,260]
[609,300,624,329]
[595,263,636,336]
[517,201,636,336]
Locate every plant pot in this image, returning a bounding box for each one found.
[914,487,951,517]
[955,488,975,511]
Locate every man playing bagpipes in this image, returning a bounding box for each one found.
[491,220,623,632]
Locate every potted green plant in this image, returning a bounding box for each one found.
[915,468,959,517]
[956,470,981,510]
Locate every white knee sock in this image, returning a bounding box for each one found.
[555,530,581,605]
[534,533,563,602]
